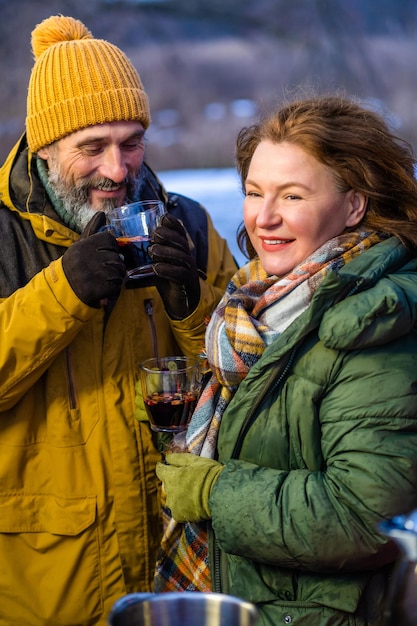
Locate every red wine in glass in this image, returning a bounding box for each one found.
[117,235,152,278]
[144,391,198,432]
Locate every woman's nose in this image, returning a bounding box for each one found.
[256,201,281,228]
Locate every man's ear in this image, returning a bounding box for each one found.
[345,190,368,227]
[37,146,48,160]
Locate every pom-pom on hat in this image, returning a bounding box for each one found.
[26,15,150,153]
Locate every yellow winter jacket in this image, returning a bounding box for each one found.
[0,136,238,625]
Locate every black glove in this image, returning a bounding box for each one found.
[148,214,200,320]
[62,212,126,308]
[79,211,107,239]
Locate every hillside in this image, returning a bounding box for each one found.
[1,0,417,170]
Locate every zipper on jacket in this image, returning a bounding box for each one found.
[209,524,228,594]
[65,347,77,410]
[332,277,366,304]
[231,346,298,460]
[144,298,159,359]
[211,348,298,593]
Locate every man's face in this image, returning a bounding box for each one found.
[37,120,146,230]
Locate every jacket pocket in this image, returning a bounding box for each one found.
[0,493,102,626]
[0,349,100,447]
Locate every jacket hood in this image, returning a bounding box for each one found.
[318,238,417,350]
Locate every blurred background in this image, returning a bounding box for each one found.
[1,0,416,265]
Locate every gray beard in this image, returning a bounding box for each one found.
[47,163,142,231]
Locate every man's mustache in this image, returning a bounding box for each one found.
[80,177,129,192]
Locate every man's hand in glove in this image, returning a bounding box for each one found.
[62,212,126,308]
[148,214,200,320]
[156,452,224,522]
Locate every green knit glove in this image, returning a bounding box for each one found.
[134,379,148,422]
[156,452,224,522]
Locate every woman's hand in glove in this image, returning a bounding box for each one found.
[148,214,201,320]
[156,453,224,522]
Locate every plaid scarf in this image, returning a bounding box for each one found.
[186,229,384,458]
[154,229,385,592]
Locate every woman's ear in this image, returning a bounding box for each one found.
[345,190,368,227]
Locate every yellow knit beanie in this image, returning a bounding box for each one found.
[26,15,151,153]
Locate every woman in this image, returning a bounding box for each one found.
[155,95,417,626]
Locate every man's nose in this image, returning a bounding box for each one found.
[99,147,128,183]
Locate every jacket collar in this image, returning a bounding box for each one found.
[0,134,51,216]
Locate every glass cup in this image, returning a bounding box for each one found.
[139,356,201,433]
[107,200,165,280]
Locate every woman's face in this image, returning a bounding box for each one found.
[243,140,366,276]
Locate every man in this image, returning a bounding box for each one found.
[0,14,237,626]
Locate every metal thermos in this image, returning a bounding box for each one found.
[379,509,417,625]
[107,591,259,626]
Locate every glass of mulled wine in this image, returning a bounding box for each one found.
[139,357,201,433]
[107,200,165,280]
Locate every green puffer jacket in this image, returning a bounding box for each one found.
[209,237,417,626]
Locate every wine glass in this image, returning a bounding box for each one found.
[107,200,165,280]
[139,356,201,433]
